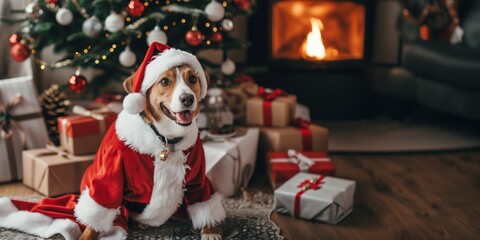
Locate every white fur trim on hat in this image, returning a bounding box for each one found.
[142,48,208,99]
[123,92,146,115]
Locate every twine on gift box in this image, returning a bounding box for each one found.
[44,143,96,161]
[226,144,253,201]
[0,93,42,180]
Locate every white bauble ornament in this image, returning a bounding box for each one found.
[221,18,234,31]
[119,47,137,67]
[105,11,125,33]
[56,7,73,26]
[147,26,168,46]
[221,58,236,75]
[205,0,225,22]
[82,16,103,38]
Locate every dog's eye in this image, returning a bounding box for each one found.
[188,76,197,84]
[160,78,170,86]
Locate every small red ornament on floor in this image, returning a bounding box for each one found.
[210,32,223,43]
[234,0,252,10]
[68,74,87,93]
[128,0,145,17]
[10,43,30,62]
[185,29,204,46]
[9,33,21,46]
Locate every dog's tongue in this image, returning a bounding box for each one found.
[175,111,193,124]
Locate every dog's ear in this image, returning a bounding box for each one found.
[123,75,134,93]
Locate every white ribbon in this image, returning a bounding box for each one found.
[269,149,329,172]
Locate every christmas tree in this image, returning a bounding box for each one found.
[5,0,255,96]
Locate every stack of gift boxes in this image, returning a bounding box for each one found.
[225,80,356,224]
[0,76,118,197]
[22,106,117,197]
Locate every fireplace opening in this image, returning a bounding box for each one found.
[271,0,366,66]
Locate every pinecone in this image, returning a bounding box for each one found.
[39,84,70,145]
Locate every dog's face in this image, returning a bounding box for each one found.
[124,65,204,133]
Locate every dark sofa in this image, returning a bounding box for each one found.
[386,0,480,120]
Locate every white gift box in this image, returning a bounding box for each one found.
[204,128,259,197]
[274,172,356,224]
[0,76,49,182]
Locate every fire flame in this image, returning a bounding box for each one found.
[300,18,326,60]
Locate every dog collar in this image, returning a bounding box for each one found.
[147,123,184,145]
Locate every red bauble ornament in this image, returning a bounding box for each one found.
[185,29,204,46]
[9,33,21,46]
[10,43,30,62]
[128,0,145,17]
[68,74,88,93]
[234,0,252,10]
[210,32,223,43]
[47,0,57,4]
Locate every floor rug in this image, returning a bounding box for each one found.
[0,191,282,240]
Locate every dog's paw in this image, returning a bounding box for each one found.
[201,233,222,240]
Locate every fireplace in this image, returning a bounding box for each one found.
[269,0,368,69]
[248,0,373,119]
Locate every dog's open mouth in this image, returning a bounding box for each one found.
[161,103,193,126]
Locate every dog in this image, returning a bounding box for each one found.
[74,44,224,240]
[0,44,224,240]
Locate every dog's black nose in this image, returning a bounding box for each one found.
[180,93,194,107]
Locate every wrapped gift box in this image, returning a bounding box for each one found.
[268,151,335,189]
[22,148,94,197]
[295,103,310,121]
[0,76,49,182]
[274,172,355,224]
[260,123,329,152]
[204,128,259,197]
[223,82,258,124]
[58,108,117,155]
[246,93,296,127]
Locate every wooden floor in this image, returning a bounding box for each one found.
[1,150,480,240]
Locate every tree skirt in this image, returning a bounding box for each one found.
[0,191,282,240]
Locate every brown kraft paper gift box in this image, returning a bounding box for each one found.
[223,82,259,124]
[58,111,117,155]
[22,148,94,197]
[246,95,296,127]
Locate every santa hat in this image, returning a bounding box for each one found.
[123,42,208,115]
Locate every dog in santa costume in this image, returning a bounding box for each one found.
[0,42,225,240]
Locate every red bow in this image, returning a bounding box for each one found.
[297,178,323,190]
[294,175,325,218]
[258,87,287,101]
[235,74,255,84]
[292,118,311,129]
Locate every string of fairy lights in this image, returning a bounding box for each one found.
[7,0,250,92]
[28,0,233,71]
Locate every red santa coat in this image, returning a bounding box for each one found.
[0,111,225,240]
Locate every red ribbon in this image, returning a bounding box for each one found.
[258,87,287,126]
[258,87,287,101]
[262,101,273,127]
[294,175,325,218]
[292,118,313,151]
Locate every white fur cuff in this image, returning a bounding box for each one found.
[74,188,119,233]
[187,193,226,229]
